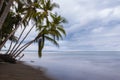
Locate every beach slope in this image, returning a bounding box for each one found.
[0,62,53,80]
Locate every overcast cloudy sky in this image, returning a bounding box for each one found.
[29,0,120,51]
[49,0,120,51]
[4,0,120,51]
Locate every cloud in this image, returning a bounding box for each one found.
[52,0,120,51]
[3,0,120,51]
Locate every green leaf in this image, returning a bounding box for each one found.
[57,26,66,36]
[38,35,44,57]
[45,35,59,47]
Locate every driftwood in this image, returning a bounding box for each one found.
[0,54,16,63]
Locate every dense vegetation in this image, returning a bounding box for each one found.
[0,0,66,63]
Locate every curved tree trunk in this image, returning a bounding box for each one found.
[0,25,19,50]
[0,0,13,30]
[11,24,35,55]
[0,13,28,50]
[9,27,26,55]
[0,0,4,12]
[6,40,13,54]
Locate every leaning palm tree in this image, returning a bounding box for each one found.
[0,0,13,30]
[32,0,66,57]
[11,0,66,57]
[0,0,66,63]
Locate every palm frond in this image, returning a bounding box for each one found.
[38,35,44,57]
[49,29,63,40]
[57,26,66,36]
[45,35,59,47]
[9,35,18,42]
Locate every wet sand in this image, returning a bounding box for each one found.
[0,62,54,80]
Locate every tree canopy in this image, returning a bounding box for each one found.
[0,0,66,61]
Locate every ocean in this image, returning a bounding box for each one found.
[22,51,120,80]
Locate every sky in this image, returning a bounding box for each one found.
[4,0,120,51]
[50,0,120,51]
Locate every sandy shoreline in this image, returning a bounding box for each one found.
[0,62,54,80]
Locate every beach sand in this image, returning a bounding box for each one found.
[0,62,53,80]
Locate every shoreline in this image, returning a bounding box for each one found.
[0,61,54,80]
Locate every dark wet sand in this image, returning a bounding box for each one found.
[0,62,54,80]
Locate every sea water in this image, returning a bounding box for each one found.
[22,51,120,80]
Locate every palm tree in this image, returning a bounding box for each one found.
[0,0,66,62]
[0,0,4,11]
[27,0,66,57]
[0,0,13,30]
[10,0,66,57]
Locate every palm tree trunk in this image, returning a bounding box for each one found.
[0,0,13,30]
[12,34,40,58]
[6,40,13,54]
[11,24,35,55]
[0,25,19,50]
[14,40,35,58]
[0,14,27,50]
[18,54,24,60]
[0,0,4,12]
[12,32,43,58]
[9,26,26,54]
